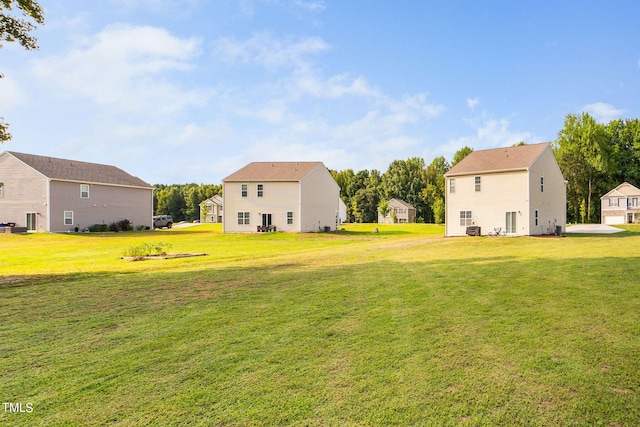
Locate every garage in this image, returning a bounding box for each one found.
[604,216,625,225]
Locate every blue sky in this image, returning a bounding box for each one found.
[2,0,639,184]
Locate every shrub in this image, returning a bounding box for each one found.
[123,241,172,258]
[109,219,133,232]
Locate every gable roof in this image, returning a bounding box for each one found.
[445,143,550,177]
[223,162,324,182]
[601,182,640,198]
[388,198,415,210]
[203,194,223,205]
[5,151,152,188]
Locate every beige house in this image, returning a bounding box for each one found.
[601,182,640,224]
[201,194,223,223]
[0,151,153,232]
[222,162,340,233]
[378,198,416,223]
[444,143,566,236]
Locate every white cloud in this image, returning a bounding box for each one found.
[466,97,480,109]
[581,102,626,122]
[213,32,329,71]
[31,24,206,114]
[294,0,326,12]
[442,115,539,156]
[0,75,28,110]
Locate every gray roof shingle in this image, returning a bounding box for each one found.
[445,143,549,177]
[223,162,324,182]
[7,151,152,188]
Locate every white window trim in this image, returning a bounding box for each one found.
[237,211,250,225]
[64,211,74,225]
[80,184,89,199]
[449,178,456,194]
[257,184,264,197]
[474,176,481,192]
[241,184,248,198]
[287,211,293,225]
[0,182,4,198]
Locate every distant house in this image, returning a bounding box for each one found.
[201,194,223,223]
[444,143,566,236]
[378,198,416,223]
[0,151,153,232]
[600,182,640,224]
[222,162,341,233]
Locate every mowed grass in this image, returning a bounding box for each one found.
[1,223,640,426]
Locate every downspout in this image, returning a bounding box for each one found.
[46,178,51,232]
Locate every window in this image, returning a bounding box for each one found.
[459,211,472,227]
[449,178,456,193]
[241,184,248,197]
[630,198,639,208]
[287,211,293,225]
[609,198,619,207]
[64,211,74,225]
[506,211,517,234]
[257,184,264,197]
[80,184,89,199]
[0,182,3,198]
[237,211,250,225]
[534,209,539,226]
[475,176,481,192]
[540,176,544,192]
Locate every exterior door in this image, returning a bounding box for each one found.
[505,211,516,234]
[26,212,37,231]
[262,213,272,227]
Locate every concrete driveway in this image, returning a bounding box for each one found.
[565,224,625,234]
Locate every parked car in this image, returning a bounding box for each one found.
[153,215,173,229]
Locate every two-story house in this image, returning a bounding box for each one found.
[600,182,640,224]
[444,143,566,236]
[222,162,341,233]
[201,194,223,223]
[378,198,416,223]
[0,151,153,232]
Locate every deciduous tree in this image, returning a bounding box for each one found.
[1,0,45,142]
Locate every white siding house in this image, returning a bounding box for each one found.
[0,151,153,232]
[601,182,640,224]
[444,143,566,236]
[222,162,341,233]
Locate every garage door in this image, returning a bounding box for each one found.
[605,216,624,225]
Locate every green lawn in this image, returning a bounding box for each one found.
[2,224,640,426]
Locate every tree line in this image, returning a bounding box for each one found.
[153,113,639,225]
[153,184,221,222]
[553,113,640,223]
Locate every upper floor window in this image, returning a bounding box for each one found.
[540,176,544,192]
[474,176,481,192]
[609,198,619,207]
[0,182,4,198]
[630,198,639,208]
[241,184,248,197]
[80,184,89,199]
[449,178,456,193]
[257,184,264,197]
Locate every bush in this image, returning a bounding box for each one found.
[88,224,109,232]
[123,241,172,258]
[109,219,133,232]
